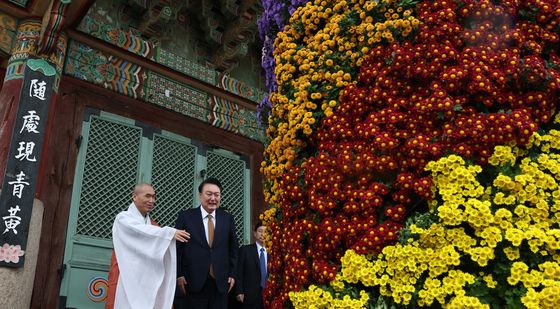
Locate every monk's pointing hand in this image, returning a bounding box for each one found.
[174,229,190,242]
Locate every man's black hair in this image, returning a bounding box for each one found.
[198,177,223,193]
[254,220,265,231]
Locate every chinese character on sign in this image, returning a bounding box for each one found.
[2,206,22,234]
[15,141,37,162]
[19,111,40,134]
[29,79,47,101]
[7,171,30,199]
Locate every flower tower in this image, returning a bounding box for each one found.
[258,0,560,307]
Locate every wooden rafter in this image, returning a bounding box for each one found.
[0,0,95,27]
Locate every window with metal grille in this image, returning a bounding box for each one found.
[206,151,248,245]
[149,134,198,227]
[75,116,142,239]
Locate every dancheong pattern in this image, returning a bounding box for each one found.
[146,72,209,122]
[65,40,263,141]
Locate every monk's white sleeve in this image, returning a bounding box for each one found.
[112,212,177,309]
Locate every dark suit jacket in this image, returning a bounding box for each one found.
[176,206,238,294]
[235,244,268,306]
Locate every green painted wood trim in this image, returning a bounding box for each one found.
[194,154,207,209]
[98,111,136,125]
[243,168,251,245]
[72,235,112,248]
[60,119,91,296]
[27,58,56,76]
[138,135,154,184]
[68,260,111,270]
[159,130,192,144]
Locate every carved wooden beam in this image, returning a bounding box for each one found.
[237,0,258,18]
[64,0,96,28]
[220,13,255,46]
[0,12,17,57]
[137,0,188,37]
[211,42,248,71]
[0,0,94,27]
[37,0,71,55]
[27,0,54,16]
[0,1,30,19]
[219,0,239,19]
[209,7,257,71]
[198,0,222,44]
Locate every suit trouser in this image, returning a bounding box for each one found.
[239,294,264,309]
[243,286,264,309]
[176,276,227,309]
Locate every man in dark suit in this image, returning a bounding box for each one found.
[235,221,268,309]
[175,177,238,309]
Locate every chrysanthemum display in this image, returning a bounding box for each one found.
[258,0,560,307]
[290,113,560,308]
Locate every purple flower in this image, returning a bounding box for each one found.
[256,94,273,127]
[257,0,311,121]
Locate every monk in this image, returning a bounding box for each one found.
[106,183,189,309]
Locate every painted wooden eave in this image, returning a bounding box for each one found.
[67,29,257,111]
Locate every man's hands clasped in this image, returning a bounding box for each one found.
[177,276,188,296]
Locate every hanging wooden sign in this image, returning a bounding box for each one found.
[0,59,56,268]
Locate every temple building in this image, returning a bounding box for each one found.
[0,0,265,308]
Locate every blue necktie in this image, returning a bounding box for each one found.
[259,247,267,288]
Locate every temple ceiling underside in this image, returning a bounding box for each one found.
[2,0,264,85]
[86,0,263,73]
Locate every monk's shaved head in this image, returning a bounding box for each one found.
[133,183,154,195]
[132,183,156,216]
